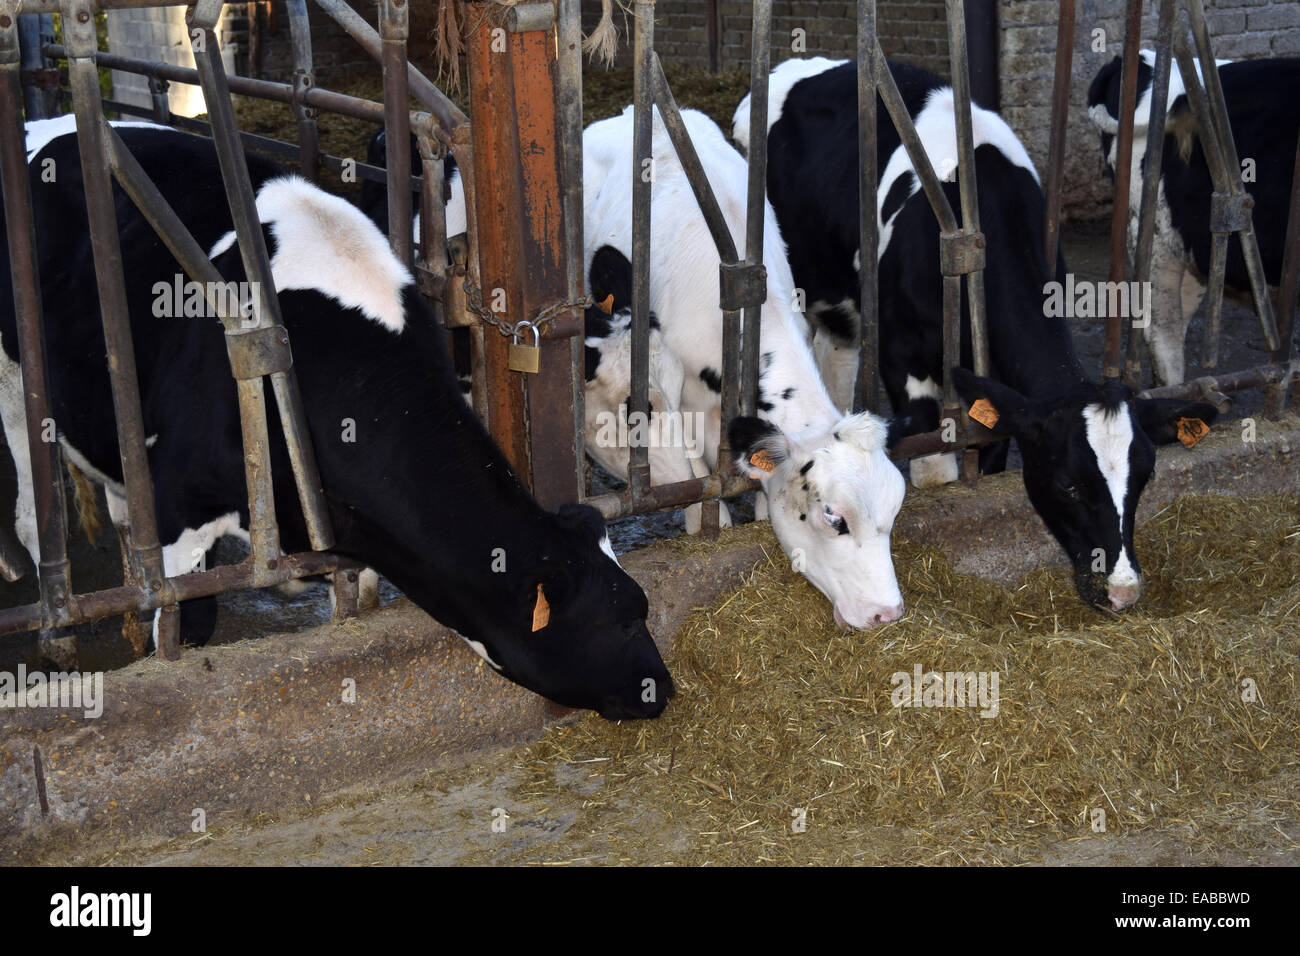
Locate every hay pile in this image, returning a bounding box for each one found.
[462,494,1300,865]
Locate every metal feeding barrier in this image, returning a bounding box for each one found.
[1,0,1296,662]
[0,0,468,658]
[1068,0,1298,412]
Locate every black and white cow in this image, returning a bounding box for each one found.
[584,106,908,629]
[1,117,673,720]
[1087,52,1300,385]
[737,58,1219,611]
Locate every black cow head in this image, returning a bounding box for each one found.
[952,367,1218,612]
[469,503,674,720]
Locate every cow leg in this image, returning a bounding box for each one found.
[0,345,38,571]
[102,490,151,658]
[1143,209,1196,386]
[812,326,860,413]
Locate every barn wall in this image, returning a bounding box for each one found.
[104,7,243,117]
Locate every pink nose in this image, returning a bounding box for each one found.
[834,603,905,630]
[1109,585,1141,611]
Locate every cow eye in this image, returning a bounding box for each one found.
[824,506,850,536]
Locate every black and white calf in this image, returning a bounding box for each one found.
[1088,52,1300,385]
[584,106,907,629]
[738,58,1219,611]
[1,118,673,720]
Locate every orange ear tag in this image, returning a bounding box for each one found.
[531,583,550,632]
[968,399,1000,429]
[597,294,615,315]
[749,450,777,473]
[1175,416,1209,449]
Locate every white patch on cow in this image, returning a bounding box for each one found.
[460,635,503,671]
[904,375,942,402]
[877,87,1038,259]
[411,165,467,244]
[909,451,959,488]
[732,56,847,147]
[598,533,622,568]
[208,230,237,260]
[254,176,412,333]
[24,116,166,163]
[0,340,36,564]
[1082,403,1139,590]
[161,513,248,577]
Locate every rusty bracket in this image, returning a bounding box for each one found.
[940,230,987,276]
[718,261,767,313]
[379,0,409,41]
[290,69,317,119]
[225,326,293,380]
[19,66,59,88]
[506,2,555,33]
[1209,190,1253,234]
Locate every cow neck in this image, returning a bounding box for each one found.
[754,301,844,443]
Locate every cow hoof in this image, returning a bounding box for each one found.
[910,451,959,488]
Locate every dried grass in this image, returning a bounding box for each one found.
[460,494,1300,865]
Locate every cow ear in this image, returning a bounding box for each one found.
[949,366,1031,438]
[728,416,790,479]
[555,502,607,543]
[1134,398,1220,446]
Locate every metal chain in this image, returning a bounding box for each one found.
[462,273,592,339]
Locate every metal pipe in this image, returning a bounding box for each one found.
[312,0,466,142]
[945,0,989,383]
[44,43,393,125]
[0,13,75,622]
[1124,0,1176,388]
[285,0,320,182]
[630,2,653,500]
[1102,0,1144,381]
[741,0,770,420]
[380,0,412,267]
[1042,0,1074,269]
[16,11,49,118]
[854,0,881,414]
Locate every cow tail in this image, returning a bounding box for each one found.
[67,457,102,548]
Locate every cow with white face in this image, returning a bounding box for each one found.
[1087,52,1300,386]
[583,106,907,628]
[739,57,1220,612]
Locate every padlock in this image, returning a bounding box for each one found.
[508,322,541,374]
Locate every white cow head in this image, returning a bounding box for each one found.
[729,412,906,628]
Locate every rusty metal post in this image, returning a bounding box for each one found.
[1124,0,1175,388]
[379,0,412,266]
[286,0,320,182]
[741,0,770,421]
[1042,0,1074,269]
[855,0,880,415]
[1102,0,1144,381]
[63,0,174,655]
[0,6,76,627]
[1264,122,1300,417]
[630,1,653,505]
[462,2,533,483]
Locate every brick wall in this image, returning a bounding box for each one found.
[104,7,243,117]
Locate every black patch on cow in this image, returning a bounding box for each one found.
[799,459,814,475]
[699,367,723,393]
[813,301,858,342]
[781,387,796,401]
[757,393,775,412]
[589,245,633,311]
[799,513,807,520]
[880,170,915,224]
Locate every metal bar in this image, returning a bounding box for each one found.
[706,0,721,74]
[854,0,881,414]
[1042,0,1074,269]
[1102,0,1144,381]
[17,0,189,9]
[187,8,334,559]
[285,0,320,182]
[0,551,365,637]
[16,11,49,118]
[146,75,169,123]
[415,131,447,304]
[64,3,169,646]
[1271,126,1300,366]
[512,7,582,509]
[0,10,74,621]
[741,0,770,419]
[1124,0,1176,388]
[630,1,653,500]
[945,0,989,386]
[1137,360,1298,403]
[45,43,393,125]
[464,3,531,480]
[554,0,587,501]
[312,0,466,141]
[1185,0,1280,355]
[380,0,412,267]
